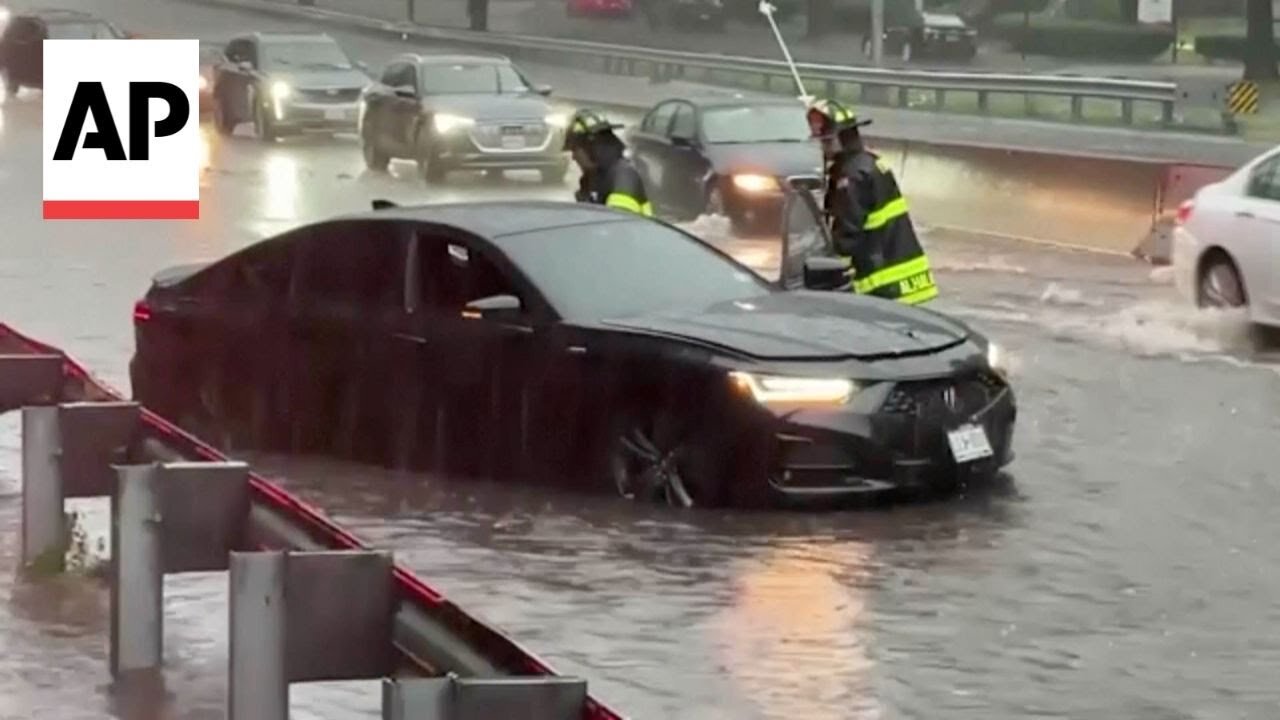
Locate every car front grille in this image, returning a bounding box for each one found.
[471,121,550,151]
[881,370,1004,420]
[295,87,362,103]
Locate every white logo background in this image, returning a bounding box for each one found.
[43,39,199,203]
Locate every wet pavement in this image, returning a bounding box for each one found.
[4,24,1280,720]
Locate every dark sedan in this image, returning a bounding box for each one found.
[629,94,824,235]
[358,53,569,184]
[129,200,1015,509]
[0,8,127,99]
[210,31,372,140]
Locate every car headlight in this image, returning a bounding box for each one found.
[198,75,208,92]
[545,112,569,128]
[433,113,475,133]
[270,80,291,99]
[986,342,1007,377]
[732,173,780,193]
[729,371,857,406]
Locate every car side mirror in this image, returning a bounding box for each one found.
[671,135,697,149]
[802,256,850,291]
[532,83,552,96]
[392,84,417,99]
[463,294,523,323]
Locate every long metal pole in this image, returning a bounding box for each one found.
[758,1,810,101]
[871,0,885,67]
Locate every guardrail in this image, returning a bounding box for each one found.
[0,325,625,720]
[192,0,1224,132]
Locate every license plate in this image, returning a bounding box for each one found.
[324,107,347,121]
[501,135,525,149]
[947,424,993,463]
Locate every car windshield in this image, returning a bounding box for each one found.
[45,20,120,39]
[701,105,813,144]
[493,218,775,319]
[419,62,529,95]
[261,40,352,71]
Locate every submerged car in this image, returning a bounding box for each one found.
[629,92,824,234]
[359,53,569,184]
[1171,144,1280,327]
[130,200,1015,509]
[210,31,371,140]
[0,8,127,98]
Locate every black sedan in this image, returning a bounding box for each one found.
[0,8,127,99]
[358,53,569,184]
[211,31,372,140]
[129,200,1015,509]
[629,94,824,235]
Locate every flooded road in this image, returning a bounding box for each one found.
[4,15,1280,718]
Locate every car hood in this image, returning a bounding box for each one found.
[425,93,553,120]
[704,141,824,180]
[601,290,969,360]
[270,67,370,90]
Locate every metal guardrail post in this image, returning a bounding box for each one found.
[228,549,396,719]
[109,461,251,680]
[382,675,590,720]
[21,401,139,570]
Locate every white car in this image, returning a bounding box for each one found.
[1172,144,1280,327]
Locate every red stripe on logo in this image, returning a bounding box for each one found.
[42,200,200,220]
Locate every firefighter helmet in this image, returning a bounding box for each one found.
[563,108,624,150]
[806,98,871,138]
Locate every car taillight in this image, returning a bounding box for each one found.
[1175,199,1194,226]
[133,300,152,323]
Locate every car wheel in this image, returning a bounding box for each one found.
[1197,252,1247,309]
[362,135,390,172]
[251,88,278,142]
[540,160,569,184]
[604,406,728,508]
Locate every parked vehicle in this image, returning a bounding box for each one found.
[1171,144,1280,328]
[861,11,979,62]
[629,92,823,234]
[358,53,569,184]
[566,0,633,17]
[0,9,128,99]
[210,31,371,140]
[130,199,1015,509]
[648,0,727,31]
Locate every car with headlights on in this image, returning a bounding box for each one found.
[358,53,569,184]
[1171,143,1280,327]
[129,199,1015,510]
[629,92,824,235]
[198,40,224,119]
[0,8,127,99]
[210,31,371,141]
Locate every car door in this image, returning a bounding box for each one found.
[284,220,410,458]
[629,101,679,211]
[404,231,546,480]
[779,184,836,289]
[1234,154,1280,315]
[2,18,43,86]
[390,62,425,155]
[218,36,257,121]
[666,101,714,218]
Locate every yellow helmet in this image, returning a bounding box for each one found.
[806,98,871,137]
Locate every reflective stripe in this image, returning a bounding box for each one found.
[863,196,908,231]
[852,255,933,295]
[606,192,652,216]
[899,283,938,305]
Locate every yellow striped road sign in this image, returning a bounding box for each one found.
[1227,81,1260,115]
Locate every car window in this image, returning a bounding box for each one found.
[418,62,529,95]
[1247,156,1280,202]
[381,62,414,88]
[642,102,677,135]
[491,219,773,319]
[415,233,524,314]
[218,238,297,303]
[702,105,813,144]
[260,39,352,72]
[225,38,254,65]
[293,223,408,309]
[670,103,697,140]
[44,20,119,39]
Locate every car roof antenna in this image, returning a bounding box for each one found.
[372,199,398,210]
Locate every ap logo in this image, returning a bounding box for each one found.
[43,39,200,220]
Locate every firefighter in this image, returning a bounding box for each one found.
[806,98,937,305]
[564,108,653,217]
